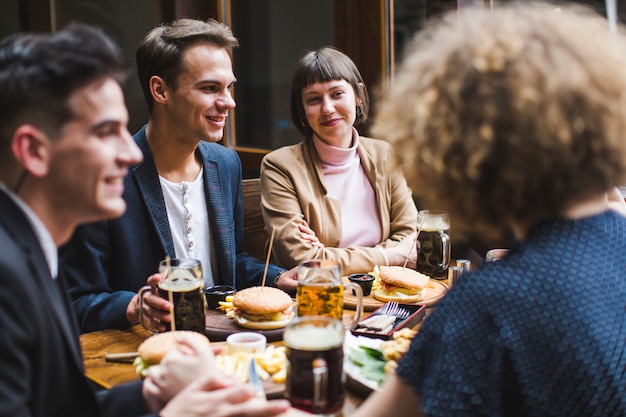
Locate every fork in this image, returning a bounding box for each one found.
[378,301,398,315]
[248,358,266,399]
[379,302,411,319]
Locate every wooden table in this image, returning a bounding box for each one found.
[80,324,366,415]
[80,277,453,414]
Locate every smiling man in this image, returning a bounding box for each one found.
[60,19,296,333]
[0,23,291,417]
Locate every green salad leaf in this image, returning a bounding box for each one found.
[350,346,386,385]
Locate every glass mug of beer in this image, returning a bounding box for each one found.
[138,258,206,334]
[416,210,451,280]
[296,260,363,329]
[284,316,345,416]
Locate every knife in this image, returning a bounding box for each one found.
[248,357,266,399]
[105,351,139,363]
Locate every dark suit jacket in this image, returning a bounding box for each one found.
[0,191,152,417]
[60,125,284,332]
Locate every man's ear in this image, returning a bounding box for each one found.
[11,125,50,178]
[149,75,168,105]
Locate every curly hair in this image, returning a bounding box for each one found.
[374,2,626,240]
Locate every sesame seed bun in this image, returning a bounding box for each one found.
[232,286,294,330]
[378,266,429,290]
[137,330,210,365]
[233,286,293,314]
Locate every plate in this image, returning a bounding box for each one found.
[204,309,285,342]
[343,276,448,311]
[344,333,384,396]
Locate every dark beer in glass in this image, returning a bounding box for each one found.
[284,316,345,416]
[416,211,451,279]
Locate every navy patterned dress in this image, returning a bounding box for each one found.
[397,211,626,416]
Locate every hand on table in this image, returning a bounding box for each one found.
[157,373,290,417]
[143,332,224,409]
[382,231,418,269]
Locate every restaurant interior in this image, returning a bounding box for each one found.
[5,0,620,178]
[4,1,626,414]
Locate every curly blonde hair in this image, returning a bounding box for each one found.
[374,2,626,239]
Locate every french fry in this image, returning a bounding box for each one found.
[218,296,235,314]
[368,265,382,292]
[272,367,287,383]
[215,344,288,384]
[255,359,270,380]
[233,353,248,382]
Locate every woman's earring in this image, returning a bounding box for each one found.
[356,105,363,118]
[301,117,308,127]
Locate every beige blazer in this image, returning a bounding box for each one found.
[260,136,418,275]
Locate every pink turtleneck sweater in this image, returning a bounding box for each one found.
[312,129,382,248]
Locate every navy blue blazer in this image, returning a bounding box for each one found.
[0,191,151,417]
[60,125,283,333]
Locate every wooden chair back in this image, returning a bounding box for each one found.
[242,178,268,261]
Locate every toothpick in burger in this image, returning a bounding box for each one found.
[372,266,430,303]
[232,286,294,330]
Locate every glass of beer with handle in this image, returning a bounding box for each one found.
[296,260,362,329]
[284,316,345,416]
[416,210,451,280]
[138,258,206,334]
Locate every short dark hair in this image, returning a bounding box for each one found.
[290,47,369,138]
[0,23,125,146]
[374,3,626,240]
[136,18,239,112]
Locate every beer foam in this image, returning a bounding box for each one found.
[284,325,344,350]
[420,215,450,231]
[159,278,203,291]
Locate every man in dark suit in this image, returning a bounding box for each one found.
[60,19,298,333]
[0,23,289,417]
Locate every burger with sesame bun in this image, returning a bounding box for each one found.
[372,266,430,303]
[133,330,211,377]
[232,286,294,330]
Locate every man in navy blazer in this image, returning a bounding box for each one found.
[60,18,298,333]
[0,23,292,417]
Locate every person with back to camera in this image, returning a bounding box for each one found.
[59,18,297,333]
[0,23,290,417]
[260,47,418,280]
[346,3,626,417]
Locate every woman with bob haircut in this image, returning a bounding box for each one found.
[260,47,418,289]
[351,3,626,417]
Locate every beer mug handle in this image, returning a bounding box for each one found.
[312,358,328,414]
[440,231,450,270]
[344,282,363,329]
[138,285,160,334]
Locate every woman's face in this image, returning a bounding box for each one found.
[301,79,358,148]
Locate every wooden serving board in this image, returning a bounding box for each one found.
[204,309,285,342]
[342,276,448,311]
